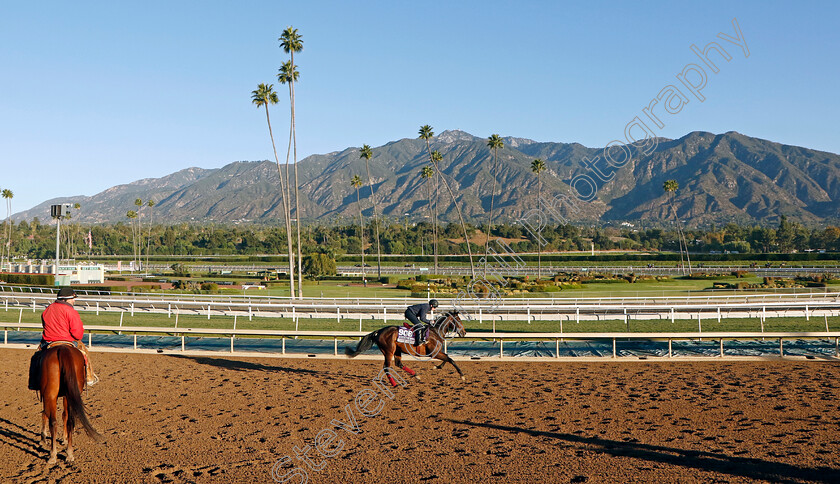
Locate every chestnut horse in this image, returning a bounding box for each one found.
[39,344,102,465]
[345,310,466,386]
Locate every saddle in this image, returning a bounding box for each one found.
[28,341,94,391]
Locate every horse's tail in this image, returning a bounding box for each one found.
[60,347,103,442]
[345,330,380,358]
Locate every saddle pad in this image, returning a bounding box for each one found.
[46,341,77,350]
[397,327,414,344]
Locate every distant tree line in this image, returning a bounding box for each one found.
[5,216,840,261]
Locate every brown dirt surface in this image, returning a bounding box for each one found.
[2,349,840,483]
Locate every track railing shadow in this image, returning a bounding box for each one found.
[447,419,840,483]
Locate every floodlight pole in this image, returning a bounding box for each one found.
[55,216,61,277]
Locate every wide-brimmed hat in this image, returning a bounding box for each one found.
[57,287,77,300]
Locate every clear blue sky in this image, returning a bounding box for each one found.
[2,0,838,214]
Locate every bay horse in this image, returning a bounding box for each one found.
[345,309,466,386]
[38,344,102,465]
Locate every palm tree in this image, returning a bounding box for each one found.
[531,158,546,279]
[1,189,12,271]
[360,144,382,279]
[483,134,504,277]
[280,26,304,298]
[663,180,692,274]
[430,148,476,278]
[252,82,295,298]
[134,198,143,269]
[418,125,439,272]
[351,175,365,278]
[146,199,155,271]
[126,210,138,271]
[420,165,436,268]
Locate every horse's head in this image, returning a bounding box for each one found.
[434,310,466,338]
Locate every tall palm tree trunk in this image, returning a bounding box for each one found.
[537,174,542,279]
[424,139,439,273]
[433,175,439,273]
[355,188,365,277]
[425,176,434,267]
[290,59,303,298]
[682,227,693,273]
[364,160,382,279]
[432,161,475,279]
[668,200,687,275]
[483,150,499,278]
[3,200,9,270]
[146,206,153,270]
[266,104,295,298]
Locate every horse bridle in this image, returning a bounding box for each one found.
[433,311,465,337]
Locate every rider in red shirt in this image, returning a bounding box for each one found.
[29,287,98,389]
[41,289,84,343]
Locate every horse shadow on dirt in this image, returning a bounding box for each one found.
[168,355,319,374]
[0,416,43,458]
[447,419,840,484]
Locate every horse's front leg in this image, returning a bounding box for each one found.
[384,340,408,387]
[434,352,465,381]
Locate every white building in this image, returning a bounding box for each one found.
[55,264,105,285]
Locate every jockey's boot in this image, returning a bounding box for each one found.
[86,362,99,387]
[77,341,99,387]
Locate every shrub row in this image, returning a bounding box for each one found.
[1,273,56,285]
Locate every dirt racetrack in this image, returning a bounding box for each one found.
[2,349,840,483]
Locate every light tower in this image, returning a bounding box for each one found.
[50,204,71,284]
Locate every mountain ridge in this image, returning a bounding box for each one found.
[12,130,840,226]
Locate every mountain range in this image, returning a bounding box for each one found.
[13,130,840,226]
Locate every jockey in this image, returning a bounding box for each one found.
[404,299,439,346]
[29,287,98,389]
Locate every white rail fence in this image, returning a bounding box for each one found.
[3,291,840,329]
[3,322,839,359]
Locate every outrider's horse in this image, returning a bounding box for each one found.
[38,344,102,465]
[345,310,466,386]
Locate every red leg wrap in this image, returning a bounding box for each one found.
[388,374,398,387]
[402,366,416,376]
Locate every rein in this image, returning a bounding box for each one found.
[431,311,463,337]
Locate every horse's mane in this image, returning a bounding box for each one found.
[432,311,450,327]
[431,310,461,330]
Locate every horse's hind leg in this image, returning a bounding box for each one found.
[46,407,58,465]
[42,388,59,464]
[40,412,48,448]
[394,350,417,378]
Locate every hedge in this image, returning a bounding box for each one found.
[2,273,55,285]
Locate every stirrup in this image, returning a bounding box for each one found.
[87,373,99,387]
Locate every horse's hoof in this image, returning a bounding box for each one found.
[47,456,57,466]
[460,375,466,381]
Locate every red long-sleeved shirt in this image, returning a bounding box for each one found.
[41,300,84,342]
